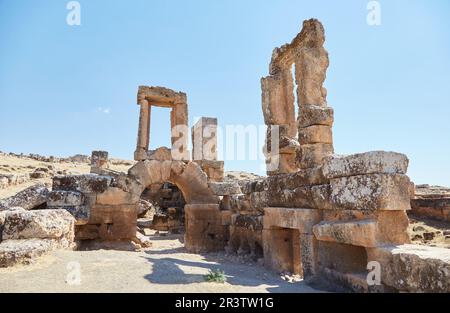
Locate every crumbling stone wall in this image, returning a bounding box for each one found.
[262,19,333,175]
[411,185,450,222]
[223,19,449,292]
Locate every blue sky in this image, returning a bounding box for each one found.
[0,0,449,185]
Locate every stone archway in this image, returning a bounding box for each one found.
[127,160,227,252]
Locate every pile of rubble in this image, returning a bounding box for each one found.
[0,207,75,267]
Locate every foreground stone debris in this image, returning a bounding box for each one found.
[0,18,448,293]
[0,183,49,210]
[367,244,450,292]
[0,208,75,267]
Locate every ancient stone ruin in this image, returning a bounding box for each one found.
[0,18,449,293]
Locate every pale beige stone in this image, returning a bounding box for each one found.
[297,143,334,169]
[298,104,334,128]
[330,174,412,211]
[323,151,409,179]
[313,219,378,247]
[264,207,321,234]
[299,125,333,144]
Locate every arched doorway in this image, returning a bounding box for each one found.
[128,159,227,252]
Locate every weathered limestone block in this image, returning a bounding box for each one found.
[47,190,85,207]
[83,203,137,240]
[174,162,219,204]
[145,160,162,184]
[0,183,49,210]
[313,219,378,247]
[323,151,409,179]
[2,208,75,241]
[297,143,334,169]
[90,150,109,172]
[161,160,172,182]
[322,209,377,222]
[128,161,152,187]
[61,206,89,225]
[46,190,89,225]
[298,104,334,128]
[261,75,296,135]
[196,160,224,182]
[192,117,218,161]
[266,153,299,175]
[299,125,333,145]
[184,204,226,252]
[330,174,412,211]
[264,207,321,234]
[367,244,450,292]
[208,182,241,196]
[266,185,329,209]
[96,187,138,205]
[147,147,172,161]
[0,239,67,267]
[53,174,112,193]
[266,167,328,191]
[266,125,299,154]
[376,210,410,245]
[411,185,450,222]
[295,51,329,107]
[323,210,410,245]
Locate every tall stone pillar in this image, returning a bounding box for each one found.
[170,100,189,161]
[135,99,150,161]
[294,19,334,169]
[261,64,299,175]
[191,117,218,161]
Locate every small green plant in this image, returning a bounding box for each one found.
[204,269,226,283]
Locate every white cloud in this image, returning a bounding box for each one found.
[97,107,110,114]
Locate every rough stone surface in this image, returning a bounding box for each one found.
[264,207,320,234]
[0,183,48,210]
[323,151,409,179]
[368,244,450,293]
[313,219,377,247]
[208,182,242,196]
[47,190,85,207]
[299,125,333,145]
[296,144,333,169]
[330,174,412,211]
[53,174,112,193]
[298,105,334,128]
[2,208,75,241]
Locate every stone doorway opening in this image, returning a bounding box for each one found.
[138,182,186,234]
[148,107,172,151]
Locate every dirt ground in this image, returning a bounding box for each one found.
[408,215,450,248]
[0,234,322,293]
